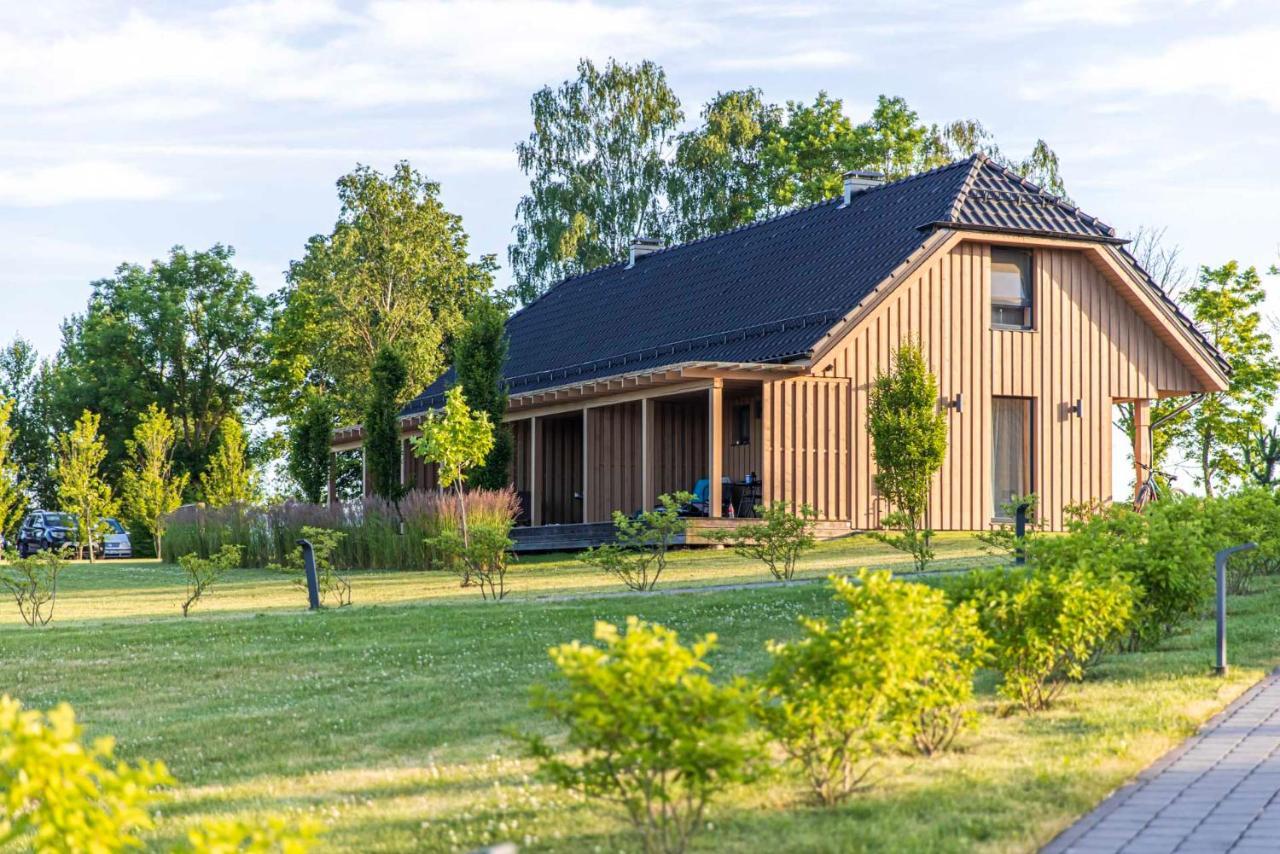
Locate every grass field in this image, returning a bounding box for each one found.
[1,534,1276,852]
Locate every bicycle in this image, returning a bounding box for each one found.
[1133,462,1176,510]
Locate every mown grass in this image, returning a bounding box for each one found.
[0,536,1275,852]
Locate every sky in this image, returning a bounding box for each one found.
[0,0,1277,488]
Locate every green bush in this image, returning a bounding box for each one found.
[711,501,817,582]
[425,520,515,601]
[1200,488,1280,595]
[760,571,989,804]
[578,492,692,591]
[957,566,1133,711]
[526,617,763,854]
[0,547,67,627]
[178,544,243,617]
[1030,498,1213,649]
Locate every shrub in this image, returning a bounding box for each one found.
[0,547,67,627]
[426,520,515,601]
[711,501,817,582]
[0,695,172,850]
[760,571,989,804]
[179,544,243,617]
[1201,488,1280,595]
[526,617,763,854]
[958,566,1133,711]
[578,492,692,591]
[178,815,324,853]
[1031,499,1212,649]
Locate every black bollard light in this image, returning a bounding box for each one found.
[1014,501,1028,566]
[297,539,322,611]
[1213,542,1256,675]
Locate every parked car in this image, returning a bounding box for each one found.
[15,511,79,557]
[102,518,133,559]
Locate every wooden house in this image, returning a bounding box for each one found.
[330,155,1229,546]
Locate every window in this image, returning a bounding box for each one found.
[991,247,1033,329]
[733,403,751,446]
[992,397,1031,519]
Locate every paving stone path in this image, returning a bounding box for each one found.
[1044,670,1280,853]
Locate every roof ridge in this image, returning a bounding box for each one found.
[946,154,986,222]
[972,155,1118,238]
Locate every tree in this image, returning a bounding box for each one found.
[201,416,256,507]
[55,410,117,563]
[667,88,787,242]
[53,246,267,490]
[1174,262,1280,495]
[287,394,336,504]
[453,297,512,490]
[0,397,26,544]
[851,95,945,180]
[509,58,683,302]
[120,404,189,559]
[411,386,494,547]
[0,338,57,507]
[266,162,494,422]
[867,343,949,571]
[1244,420,1280,487]
[363,345,408,502]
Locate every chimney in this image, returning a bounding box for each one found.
[841,169,884,206]
[626,236,663,268]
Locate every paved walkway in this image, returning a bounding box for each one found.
[1044,670,1280,853]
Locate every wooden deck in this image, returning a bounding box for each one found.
[510,518,853,553]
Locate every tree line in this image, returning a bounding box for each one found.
[0,55,1276,552]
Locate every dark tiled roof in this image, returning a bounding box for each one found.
[403,155,1214,415]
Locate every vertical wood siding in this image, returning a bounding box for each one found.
[400,437,439,492]
[652,398,708,500]
[585,402,644,522]
[803,242,1200,531]
[539,415,583,524]
[722,389,764,483]
[761,376,851,521]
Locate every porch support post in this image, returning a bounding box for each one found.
[1132,398,1151,500]
[708,379,724,517]
[581,408,590,523]
[327,452,337,506]
[641,398,655,511]
[361,445,369,497]
[530,416,541,527]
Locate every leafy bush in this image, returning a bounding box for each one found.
[957,566,1133,711]
[0,547,67,627]
[1200,488,1280,595]
[711,501,816,582]
[578,492,692,591]
[0,695,172,850]
[760,571,989,804]
[179,544,243,617]
[426,520,515,601]
[526,617,763,854]
[178,815,324,853]
[1030,499,1212,649]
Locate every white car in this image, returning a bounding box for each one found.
[102,518,133,559]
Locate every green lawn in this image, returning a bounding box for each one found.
[1,535,1276,852]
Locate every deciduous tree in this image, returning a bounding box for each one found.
[287,394,336,504]
[267,162,494,421]
[55,410,117,563]
[0,397,26,545]
[867,343,948,571]
[201,416,256,507]
[411,386,493,547]
[0,338,57,507]
[509,58,682,302]
[120,404,189,558]
[363,345,407,502]
[1174,262,1280,495]
[453,297,512,490]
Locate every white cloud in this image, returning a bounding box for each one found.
[707,48,858,72]
[0,161,179,206]
[1064,29,1280,112]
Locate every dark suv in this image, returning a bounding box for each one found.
[15,511,79,557]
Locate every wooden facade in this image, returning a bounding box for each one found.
[342,233,1226,535]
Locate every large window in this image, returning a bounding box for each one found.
[991,247,1033,329]
[992,397,1031,519]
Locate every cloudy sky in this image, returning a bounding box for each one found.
[2,0,1277,366]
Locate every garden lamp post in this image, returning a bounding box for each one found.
[297,539,322,611]
[1214,542,1256,675]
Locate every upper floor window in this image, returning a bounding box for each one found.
[991,247,1033,329]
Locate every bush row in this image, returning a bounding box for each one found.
[161,488,519,570]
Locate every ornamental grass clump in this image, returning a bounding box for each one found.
[956,566,1133,712]
[711,501,817,582]
[759,571,989,805]
[526,617,764,854]
[578,492,692,591]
